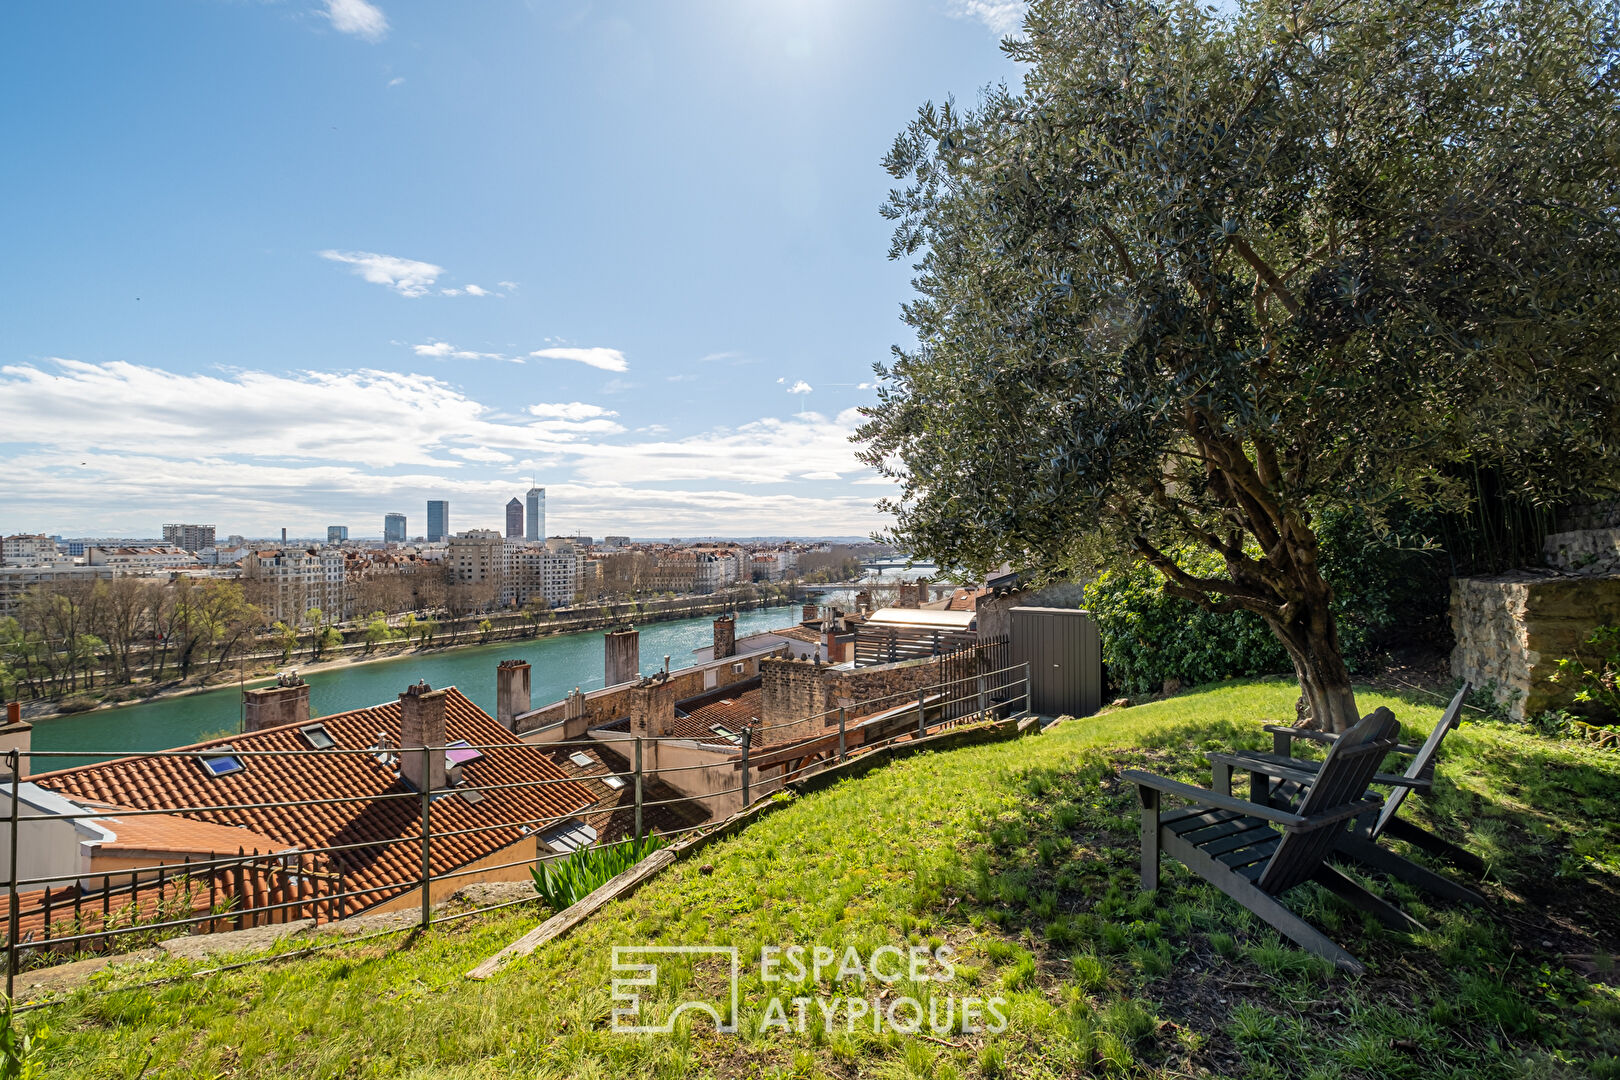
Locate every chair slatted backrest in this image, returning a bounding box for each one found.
[1257,708,1400,895]
[1374,682,1469,836]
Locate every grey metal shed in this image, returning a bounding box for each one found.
[1009,607,1103,718]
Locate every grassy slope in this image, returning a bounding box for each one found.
[29,679,1620,1079]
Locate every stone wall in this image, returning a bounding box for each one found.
[1544,529,1620,577]
[1450,572,1620,719]
[759,650,982,729]
[514,647,783,739]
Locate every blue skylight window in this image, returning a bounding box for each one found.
[200,746,245,777]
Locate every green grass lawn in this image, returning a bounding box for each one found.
[21,679,1620,1079]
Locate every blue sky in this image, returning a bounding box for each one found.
[0,0,1023,540]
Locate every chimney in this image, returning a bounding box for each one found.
[496,659,531,730]
[0,703,30,782]
[242,672,310,732]
[713,614,736,660]
[604,625,640,686]
[802,602,818,623]
[825,626,841,664]
[855,589,872,614]
[398,681,447,793]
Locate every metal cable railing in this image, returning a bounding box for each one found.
[2,661,1031,999]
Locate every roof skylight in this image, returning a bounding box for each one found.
[299,723,336,750]
[199,745,245,778]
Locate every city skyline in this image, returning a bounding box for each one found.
[0,1,1020,537]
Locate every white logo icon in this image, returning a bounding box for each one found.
[611,945,740,1034]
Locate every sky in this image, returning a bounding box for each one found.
[0,0,1025,541]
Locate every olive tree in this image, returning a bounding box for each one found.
[859,0,1620,729]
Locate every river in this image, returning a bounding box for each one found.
[30,604,798,769]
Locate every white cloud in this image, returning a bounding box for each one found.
[387,76,405,87]
[497,280,519,291]
[325,0,388,41]
[410,340,517,363]
[449,447,515,463]
[786,380,813,395]
[320,250,443,297]
[527,402,618,421]
[947,0,1025,36]
[530,346,629,373]
[666,373,697,383]
[463,283,490,297]
[0,359,885,536]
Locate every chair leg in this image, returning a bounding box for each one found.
[1382,817,1486,876]
[1336,835,1485,906]
[1138,786,1160,892]
[1165,834,1364,974]
[1311,864,1426,934]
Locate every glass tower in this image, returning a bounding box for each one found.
[384,513,407,542]
[427,500,449,542]
[525,487,544,541]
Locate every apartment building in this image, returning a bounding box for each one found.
[239,548,348,622]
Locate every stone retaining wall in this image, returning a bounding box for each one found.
[1450,572,1620,719]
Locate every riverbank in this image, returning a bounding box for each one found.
[18,588,797,724]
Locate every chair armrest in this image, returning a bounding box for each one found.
[1215,751,1433,791]
[1123,769,1307,826]
[1207,752,1323,788]
[1124,769,1383,832]
[1263,724,1422,757]
[1263,724,1338,746]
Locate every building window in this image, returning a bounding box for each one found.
[602,775,626,790]
[538,819,597,852]
[567,751,593,768]
[299,723,336,750]
[199,746,245,778]
[445,739,484,767]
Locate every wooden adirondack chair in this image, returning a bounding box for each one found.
[1207,684,1484,905]
[1125,708,1412,974]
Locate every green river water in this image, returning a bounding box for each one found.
[30,604,799,769]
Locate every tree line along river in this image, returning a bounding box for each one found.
[29,604,799,770]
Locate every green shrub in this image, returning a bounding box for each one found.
[529,835,667,910]
[1083,511,1440,696]
[1083,553,1289,698]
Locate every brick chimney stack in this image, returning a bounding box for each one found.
[801,602,818,623]
[398,681,447,793]
[713,614,736,660]
[243,672,311,732]
[496,659,531,730]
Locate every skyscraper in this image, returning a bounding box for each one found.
[384,513,407,543]
[427,500,449,542]
[526,487,545,541]
[327,525,348,543]
[505,497,524,539]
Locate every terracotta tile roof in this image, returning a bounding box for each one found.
[669,682,763,741]
[541,743,709,841]
[946,587,990,612]
[31,688,598,918]
[78,803,288,857]
[769,625,824,645]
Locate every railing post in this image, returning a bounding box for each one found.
[6,749,19,999]
[1022,661,1032,717]
[741,728,751,807]
[419,745,433,929]
[837,707,846,763]
[633,737,644,845]
[917,688,927,738]
[977,674,988,719]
